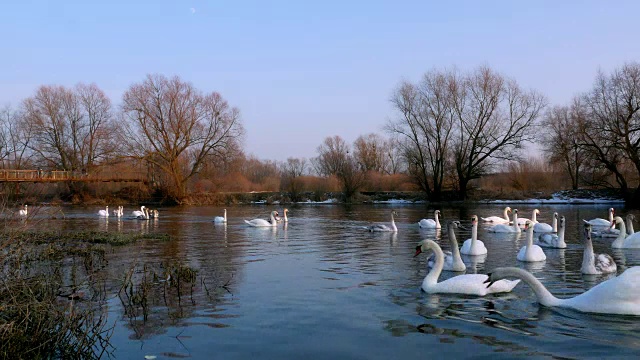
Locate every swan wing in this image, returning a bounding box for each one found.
[245,218,272,227]
[595,254,617,274]
[213,216,226,223]
[564,267,640,315]
[419,219,436,228]
[588,218,611,226]
[481,216,509,224]
[427,274,518,296]
[533,222,553,233]
[622,234,640,248]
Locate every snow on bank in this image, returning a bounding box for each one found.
[485,194,625,205]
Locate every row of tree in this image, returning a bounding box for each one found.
[2,63,638,202]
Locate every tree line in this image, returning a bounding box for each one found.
[2,63,639,203]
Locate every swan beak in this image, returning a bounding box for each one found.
[610,222,615,229]
[413,245,422,257]
[458,225,467,230]
[483,274,494,288]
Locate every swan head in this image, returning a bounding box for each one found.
[414,239,435,257]
[524,220,534,231]
[283,208,289,214]
[505,206,512,213]
[611,216,624,228]
[559,216,565,227]
[535,209,540,215]
[447,220,464,230]
[470,215,478,225]
[583,222,592,241]
[553,212,558,219]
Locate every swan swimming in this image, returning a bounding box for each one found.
[488,209,521,233]
[365,210,398,232]
[244,211,279,227]
[460,215,487,255]
[214,209,227,223]
[517,209,539,227]
[427,221,466,272]
[517,221,546,262]
[18,204,28,217]
[611,216,640,248]
[485,266,640,315]
[415,240,520,296]
[132,206,146,218]
[586,207,615,227]
[419,210,441,229]
[136,207,150,220]
[98,206,109,217]
[536,216,567,248]
[581,223,617,275]
[481,206,511,224]
[276,208,289,223]
[533,211,556,233]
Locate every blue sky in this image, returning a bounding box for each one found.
[1,1,638,160]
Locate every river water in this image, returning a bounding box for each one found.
[26,203,640,358]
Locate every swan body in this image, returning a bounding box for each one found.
[581,223,617,275]
[366,210,398,232]
[98,206,109,217]
[136,207,149,220]
[244,211,279,227]
[481,206,511,224]
[112,206,123,218]
[214,209,227,223]
[516,209,539,227]
[536,216,567,248]
[517,221,546,262]
[611,216,640,248]
[533,212,556,233]
[586,207,615,227]
[415,240,520,296]
[18,205,28,217]
[419,210,441,229]
[488,209,521,233]
[149,209,159,218]
[485,266,640,315]
[427,221,466,272]
[132,206,146,218]
[460,215,487,255]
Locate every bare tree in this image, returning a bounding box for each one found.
[314,135,365,201]
[280,157,307,202]
[21,84,115,171]
[353,133,387,173]
[0,105,35,169]
[387,70,456,201]
[452,66,546,199]
[579,63,640,202]
[120,74,244,200]
[540,100,586,189]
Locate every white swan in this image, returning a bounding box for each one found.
[536,216,567,248]
[214,209,227,223]
[533,211,556,233]
[611,216,640,248]
[626,214,635,235]
[586,207,615,227]
[366,210,398,232]
[481,206,511,224]
[112,205,124,218]
[244,211,279,227]
[18,204,28,217]
[427,221,466,272]
[419,210,441,229]
[460,215,487,255]
[276,208,289,223]
[485,266,640,315]
[488,209,521,233]
[517,209,539,227]
[136,207,149,220]
[98,206,109,217]
[132,206,146,218]
[581,223,617,275]
[149,209,159,218]
[414,240,520,296]
[623,215,640,244]
[517,221,546,262]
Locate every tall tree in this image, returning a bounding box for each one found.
[353,133,387,173]
[451,66,546,199]
[120,74,244,200]
[313,135,365,201]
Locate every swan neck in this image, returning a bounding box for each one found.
[513,213,520,232]
[425,242,443,284]
[499,268,560,306]
[582,237,596,271]
[558,223,566,245]
[503,208,509,221]
[448,225,461,258]
[531,211,537,223]
[612,221,626,247]
[627,217,635,234]
[552,216,557,232]
[471,223,478,244]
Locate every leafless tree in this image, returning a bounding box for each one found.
[578,63,640,202]
[21,84,115,171]
[314,135,365,201]
[0,105,35,169]
[451,66,546,199]
[280,157,307,201]
[387,70,456,200]
[353,133,387,173]
[120,74,244,200]
[540,100,586,189]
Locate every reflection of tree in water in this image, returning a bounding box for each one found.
[117,261,233,341]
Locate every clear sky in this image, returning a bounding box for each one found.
[1,1,638,160]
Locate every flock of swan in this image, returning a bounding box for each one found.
[414,206,640,316]
[94,205,160,220]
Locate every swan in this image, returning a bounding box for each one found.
[581,223,617,275]
[98,206,109,217]
[536,216,567,248]
[517,221,546,262]
[484,266,640,315]
[150,209,159,218]
[136,207,149,220]
[533,212,556,233]
[132,206,146,218]
[276,208,289,223]
[460,215,488,255]
[488,209,521,233]
[586,207,615,227]
[427,221,466,272]
[622,215,640,244]
[244,211,279,227]
[611,216,640,248]
[365,210,398,232]
[18,204,28,217]
[414,239,520,296]
[481,206,511,224]
[626,214,635,235]
[113,205,124,218]
[213,209,227,223]
[517,209,539,227]
[419,210,441,229]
